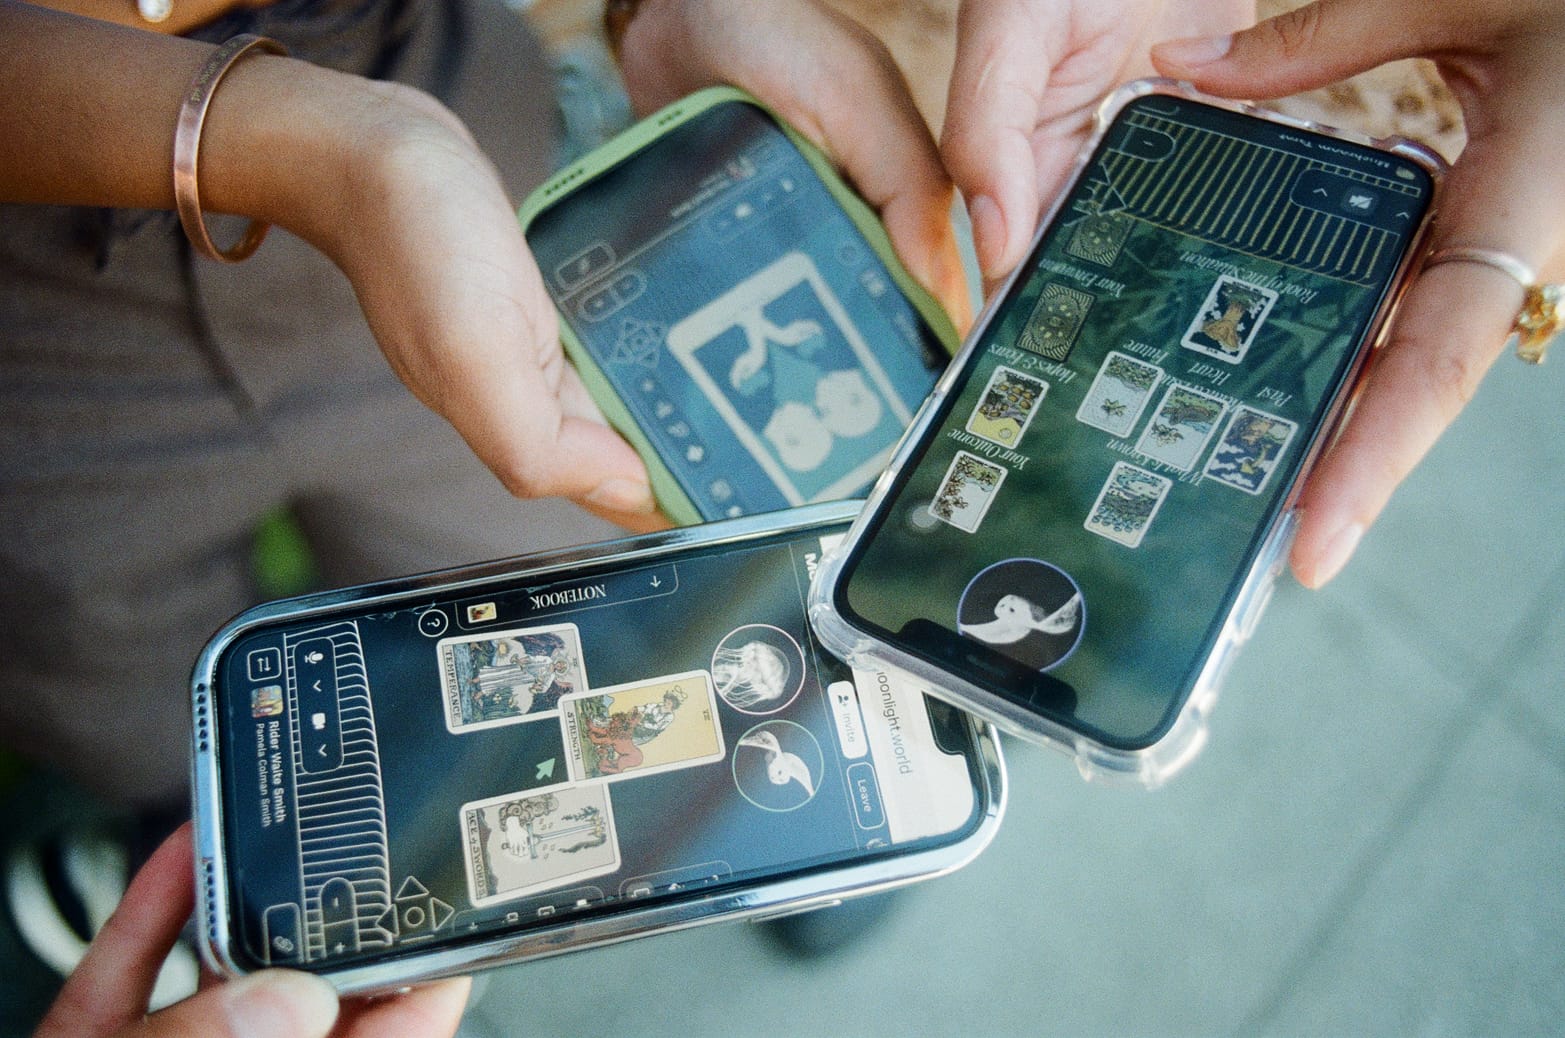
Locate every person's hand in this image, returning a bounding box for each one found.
[614,0,973,331]
[258,79,666,532]
[940,0,1255,287]
[34,823,470,1038]
[1152,0,1565,586]
[0,7,663,531]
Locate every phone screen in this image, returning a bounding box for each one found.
[211,519,985,973]
[525,98,946,519]
[830,93,1436,749]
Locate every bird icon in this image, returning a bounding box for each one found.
[737,729,815,797]
[960,592,1082,646]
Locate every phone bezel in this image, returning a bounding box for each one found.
[808,78,1447,786]
[191,501,1005,994]
[517,86,960,525]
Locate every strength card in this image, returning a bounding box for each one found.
[1181,274,1278,364]
[1075,350,1163,439]
[928,450,1007,533]
[438,623,587,734]
[965,365,1048,449]
[1202,404,1299,495]
[665,251,911,505]
[1084,462,1174,548]
[558,671,725,783]
[459,784,619,907]
[1134,382,1228,473]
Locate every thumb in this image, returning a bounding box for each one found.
[1151,0,1422,100]
[119,970,339,1038]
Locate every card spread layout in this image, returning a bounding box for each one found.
[216,528,980,969]
[833,94,1433,745]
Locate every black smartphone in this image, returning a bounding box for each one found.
[810,81,1443,784]
[520,87,958,525]
[191,503,1003,993]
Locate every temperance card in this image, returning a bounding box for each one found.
[965,366,1048,448]
[1202,404,1299,495]
[438,623,587,734]
[665,251,912,505]
[1134,382,1228,472]
[928,451,1007,534]
[558,671,725,784]
[459,784,619,907]
[1075,351,1163,439]
[1084,462,1174,548]
[1181,274,1278,364]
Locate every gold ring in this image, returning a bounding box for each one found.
[1425,246,1560,364]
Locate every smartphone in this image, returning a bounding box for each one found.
[520,87,958,526]
[809,80,1443,785]
[191,503,1003,993]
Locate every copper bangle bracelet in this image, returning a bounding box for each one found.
[173,34,289,263]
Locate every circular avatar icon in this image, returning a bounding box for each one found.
[957,558,1085,672]
[710,624,806,715]
[732,719,823,813]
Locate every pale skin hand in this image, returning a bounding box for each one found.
[1153,0,1565,586]
[616,0,974,333]
[34,824,470,1038]
[939,0,1256,287]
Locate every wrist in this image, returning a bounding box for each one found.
[196,53,467,261]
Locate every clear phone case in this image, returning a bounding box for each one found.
[808,80,1446,788]
[193,502,1005,994]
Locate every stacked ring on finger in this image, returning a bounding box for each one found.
[1424,246,1562,364]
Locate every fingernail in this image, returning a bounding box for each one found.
[1307,521,1363,589]
[224,970,338,1038]
[585,477,656,515]
[1154,33,1233,69]
[968,194,1007,282]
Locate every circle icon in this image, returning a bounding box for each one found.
[732,720,823,813]
[710,625,805,715]
[417,609,449,637]
[957,558,1085,672]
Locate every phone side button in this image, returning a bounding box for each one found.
[1235,577,1277,643]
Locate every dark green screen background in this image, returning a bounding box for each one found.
[837,94,1434,747]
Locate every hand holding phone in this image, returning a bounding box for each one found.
[521,88,960,524]
[812,81,1442,785]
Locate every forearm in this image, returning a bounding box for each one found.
[0,0,443,253]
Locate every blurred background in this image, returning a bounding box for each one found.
[4,1,1561,1034]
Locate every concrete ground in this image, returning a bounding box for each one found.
[452,348,1565,1036]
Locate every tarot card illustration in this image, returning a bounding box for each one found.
[1203,405,1299,495]
[459,784,619,907]
[1134,382,1228,472]
[1084,462,1174,548]
[928,451,1007,533]
[438,623,586,734]
[1018,281,1095,362]
[559,672,725,784]
[965,365,1048,448]
[1075,351,1163,438]
[1181,275,1279,364]
[665,251,912,505]
[1066,210,1133,268]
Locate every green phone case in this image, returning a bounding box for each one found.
[517,85,959,527]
